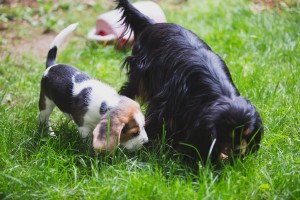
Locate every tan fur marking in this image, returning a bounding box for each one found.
[240,139,247,155]
[220,143,232,157]
[120,119,140,143]
[220,152,229,160]
[220,128,250,160]
[244,128,251,136]
[93,96,143,153]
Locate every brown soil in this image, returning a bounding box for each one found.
[0,20,56,60]
[0,0,60,60]
[250,0,298,13]
[1,0,38,7]
[12,33,56,60]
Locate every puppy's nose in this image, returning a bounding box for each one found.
[142,138,149,144]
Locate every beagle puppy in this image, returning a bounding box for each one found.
[38,23,148,153]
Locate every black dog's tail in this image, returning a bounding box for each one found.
[46,23,78,68]
[115,0,154,39]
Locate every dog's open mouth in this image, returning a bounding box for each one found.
[219,140,247,160]
[220,147,230,160]
[220,152,229,160]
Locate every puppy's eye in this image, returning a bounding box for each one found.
[121,124,129,134]
[132,131,140,137]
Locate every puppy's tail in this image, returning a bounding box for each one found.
[46,23,78,68]
[115,0,154,39]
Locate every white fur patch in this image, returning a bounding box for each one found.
[39,96,55,124]
[78,126,91,138]
[39,96,56,136]
[72,77,120,136]
[50,23,78,49]
[43,64,58,77]
[134,111,146,128]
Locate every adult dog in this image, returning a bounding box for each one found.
[115,0,263,163]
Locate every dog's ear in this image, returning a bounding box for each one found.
[93,112,125,153]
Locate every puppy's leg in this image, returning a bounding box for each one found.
[78,126,92,144]
[72,113,91,141]
[78,126,90,139]
[39,92,55,135]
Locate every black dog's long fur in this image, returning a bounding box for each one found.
[116,0,263,163]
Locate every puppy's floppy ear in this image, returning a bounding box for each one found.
[93,111,125,153]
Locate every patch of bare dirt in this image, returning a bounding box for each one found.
[0,0,66,61]
[0,0,89,61]
[1,0,38,8]
[250,0,298,13]
[0,29,72,61]
[15,33,56,59]
[0,19,56,61]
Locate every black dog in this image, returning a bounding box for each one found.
[115,0,263,163]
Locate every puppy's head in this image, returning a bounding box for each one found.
[93,96,148,154]
[208,96,263,161]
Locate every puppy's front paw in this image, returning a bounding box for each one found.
[78,127,91,139]
[48,127,57,137]
[39,123,57,137]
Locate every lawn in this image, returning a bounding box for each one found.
[0,0,299,199]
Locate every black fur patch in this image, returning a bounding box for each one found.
[74,72,90,83]
[41,64,92,127]
[46,47,57,68]
[100,101,109,115]
[71,87,91,126]
[121,123,129,134]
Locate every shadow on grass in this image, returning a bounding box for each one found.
[19,120,94,161]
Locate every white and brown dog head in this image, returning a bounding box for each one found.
[93,96,148,154]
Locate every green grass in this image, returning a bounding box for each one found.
[1,0,300,199]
